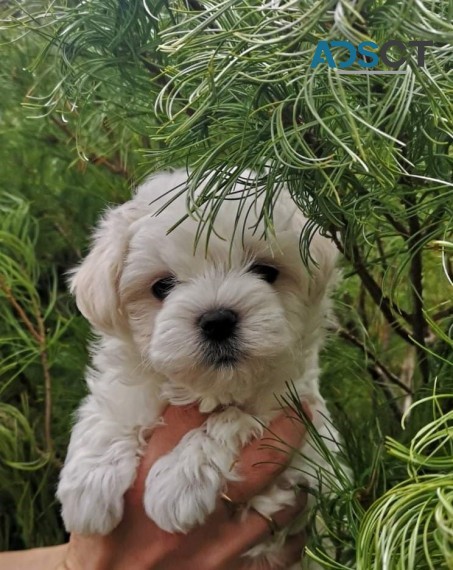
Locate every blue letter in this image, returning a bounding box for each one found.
[331,40,356,69]
[310,41,336,69]
[358,41,379,68]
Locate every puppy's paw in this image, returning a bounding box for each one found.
[57,467,126,535]
[248,485,297,518]
[144,447,222,533]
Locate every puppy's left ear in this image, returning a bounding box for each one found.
[69,201,143,335]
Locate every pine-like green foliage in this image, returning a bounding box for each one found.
[0,28,138,548]
[1,1,452,567]
[0,195,70,548]
[358,392,453,569]
[281,384,453,569]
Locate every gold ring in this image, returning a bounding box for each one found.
[252,509,280,536]
[221,492,247,516]
[220,492,234,504]
[220,492,238,516]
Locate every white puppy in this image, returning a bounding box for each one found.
[57,170,340,569]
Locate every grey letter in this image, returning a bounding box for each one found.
[408,40,434,67]
[380,40,406,68]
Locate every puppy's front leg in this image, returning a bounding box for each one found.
[144,407,263,533]
[57,395,140,535]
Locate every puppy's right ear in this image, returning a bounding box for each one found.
[69,202,141,335]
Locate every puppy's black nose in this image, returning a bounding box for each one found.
[199,309,238,342]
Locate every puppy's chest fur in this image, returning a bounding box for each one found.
[90,334,320,426]
[59,335,335,570]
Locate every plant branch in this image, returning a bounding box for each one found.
[403,193,430,384]
[35,309,53,455]
[332,235,415,344]
[383,212,410,239]
[0,277,53,454]
[0,277,41,342]
[431,306,453,321]
[339,328,413,395]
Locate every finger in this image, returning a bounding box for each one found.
[129,405,207,497]
[277,531,307,567]
[235,531,306,570]
[226,403,310,504]
[221,491,307,560]
[0,546,68,570]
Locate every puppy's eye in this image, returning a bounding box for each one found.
[249,264,279,284]
[151,277,176,300]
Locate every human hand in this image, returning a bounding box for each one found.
[60,403,309,570]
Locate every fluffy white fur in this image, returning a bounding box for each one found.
[57,170,340,570]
